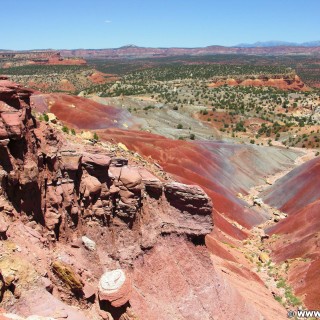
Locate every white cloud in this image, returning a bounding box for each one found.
[105,20,112,23]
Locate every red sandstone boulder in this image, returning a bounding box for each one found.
[82,282,96,299]
[46,185,63,206]
[81,175,102,196]
[60,151,82,171]
[44,207,60,230]
[19,160,38,185]
[1,112,24,138]
[138,168,163,198]
[82,152,111,168]
[0,101,17,113]
[119,167,142,189]
[98,269,132,307]
[164,182,212,215]
[82,152,111,181]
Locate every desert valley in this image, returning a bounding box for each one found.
[0,37,320,320]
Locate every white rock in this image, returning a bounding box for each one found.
[81,236,96,251]
[99,269,126,294]
[253,197,263,206]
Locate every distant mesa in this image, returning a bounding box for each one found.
[207,74,308,91]
[0,50,86,67]
[235,40,320,47]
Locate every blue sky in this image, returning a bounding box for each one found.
[1,0,319,50]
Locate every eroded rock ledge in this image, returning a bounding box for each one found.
[0,77,213,319]
[208,74,308,91]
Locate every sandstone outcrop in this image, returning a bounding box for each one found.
[164,182,212,215]
[0,77,215,318]
[0,77,213,249]
[208,74,308,91]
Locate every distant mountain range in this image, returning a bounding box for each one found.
[235,41,320,48]
[2,42,320,59]
[59,44,320,59]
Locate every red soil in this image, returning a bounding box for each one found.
[205,234,238,262]
[263,158,320,309]
[98,129,286,239]
[31,93,133,130]
[265,200,320,309]
[131,236,287,320]
[263,157,320,215]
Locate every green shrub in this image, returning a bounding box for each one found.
[143,105,155,111]
[62,126,69,134]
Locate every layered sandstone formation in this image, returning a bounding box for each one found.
[208,74,308,91]
[0,78,212,245]
[0,77,218,319]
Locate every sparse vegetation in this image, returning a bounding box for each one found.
[2,54,319,146]
[276,278,302,307]
[78,58,319,147]
[43,113,49,122]
[62,125,69,134]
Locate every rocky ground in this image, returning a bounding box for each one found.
[89,95,223,141]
